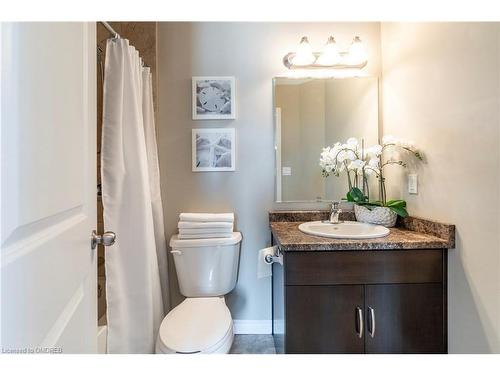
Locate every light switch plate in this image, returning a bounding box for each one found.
[282,167,292,176]
[408,174,418,194]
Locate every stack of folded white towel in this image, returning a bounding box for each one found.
[177,213,234,239]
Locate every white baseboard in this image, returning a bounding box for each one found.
[233,320,272,334]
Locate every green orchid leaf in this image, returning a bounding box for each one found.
[349,187,366,203]
[389,206,409,217]
[346,191,354,202]
[386,199,407,208]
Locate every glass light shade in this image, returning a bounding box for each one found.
[347,36,368,65]
[316,36,341,66]
[291,36,316,66]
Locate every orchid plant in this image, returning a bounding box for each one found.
[319,135,423,217]
[319,137,373,196]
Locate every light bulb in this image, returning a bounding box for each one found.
[347,36,368,65]
[291,36,316,66]
[316,36,341,66]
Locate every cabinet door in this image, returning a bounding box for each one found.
[365,284,445,354]
[286,285,365,353]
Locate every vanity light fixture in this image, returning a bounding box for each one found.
[290,36,316,66]
[283,35,368,70]
[316,36,341,66]
[346,36,368,66]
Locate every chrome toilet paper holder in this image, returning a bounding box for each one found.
[264,247,282,264]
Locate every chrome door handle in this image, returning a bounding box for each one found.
[368,306,376,338]
[355,306,364,339]
[91,230,116,250]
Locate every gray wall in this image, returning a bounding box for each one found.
[381,22,500,353]
[157,22,381,321]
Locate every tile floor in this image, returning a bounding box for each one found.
[229,335,276,354]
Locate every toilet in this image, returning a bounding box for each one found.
[156,232,242,354]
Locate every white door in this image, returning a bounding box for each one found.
[1,22,97,353]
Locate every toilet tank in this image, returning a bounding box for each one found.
[169,233,242,297]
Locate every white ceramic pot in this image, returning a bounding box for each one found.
[354,204,398,228]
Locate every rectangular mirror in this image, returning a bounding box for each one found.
[274,76,379,202]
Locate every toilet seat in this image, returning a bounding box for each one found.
[156,297,233,354]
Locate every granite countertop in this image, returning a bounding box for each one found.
[269,210,455,252]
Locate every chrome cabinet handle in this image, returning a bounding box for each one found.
[356,306,364,339]
[368,306,376,338]
[91,230,116,250]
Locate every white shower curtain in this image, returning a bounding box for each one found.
[141,66,170,316]
[101,38,165,354]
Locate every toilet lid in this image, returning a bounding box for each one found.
[158,297,232,353]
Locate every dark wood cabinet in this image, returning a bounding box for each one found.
[364,284,445,353]
[286,285,365,354]
[272,247,448,354]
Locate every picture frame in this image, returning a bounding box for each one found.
[192,128,236,172]
[192,76,236,120]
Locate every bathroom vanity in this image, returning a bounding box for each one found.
[270,211,455,354]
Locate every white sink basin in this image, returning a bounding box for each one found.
[298,220,390,239]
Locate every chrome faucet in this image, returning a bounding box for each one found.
[329,201,343,224]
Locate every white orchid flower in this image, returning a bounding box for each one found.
[330,147,340,158]
[346,137,359,150]
[320,134,422,207]
[336,150,347,163]
[348,159,366,176]
[364,168,376,176]
[365,144,382,157]
[368,157,380,168]
[350,159,366,170]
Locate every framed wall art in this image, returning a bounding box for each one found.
[192,128,236,172]
[192,76,236,120]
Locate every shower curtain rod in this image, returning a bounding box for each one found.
[100,22,120,39]
[98,22,149,68]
